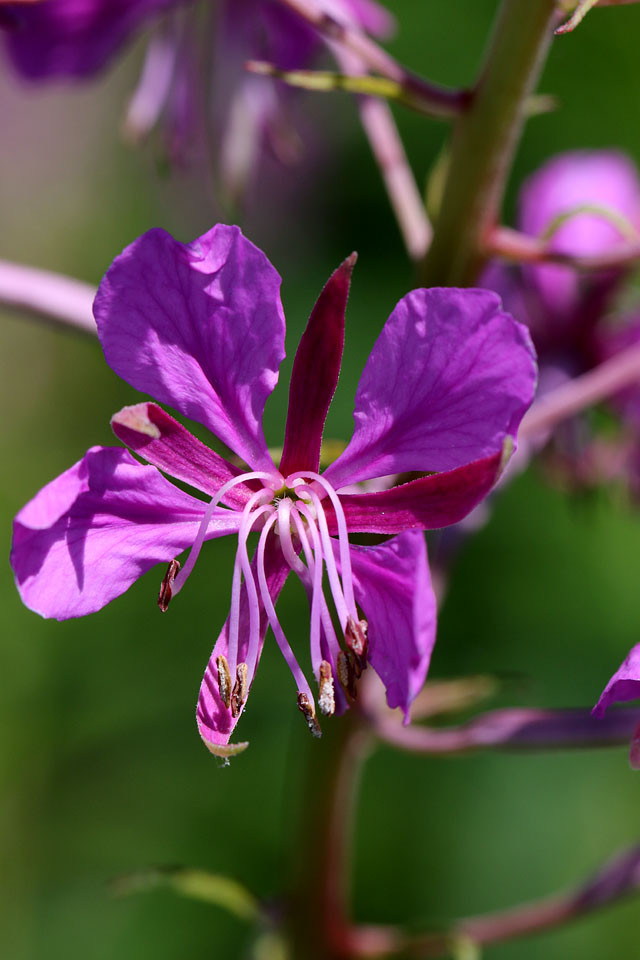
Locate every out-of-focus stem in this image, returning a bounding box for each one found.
[520,342,640,439]
[490,224,640,270]
[369,706,640,755]
[355,97,431,260]
[345,844,640,957]
[286,712,371,959]
[419,0,559,286]
[0,260,97,335]
[276,0,467,119]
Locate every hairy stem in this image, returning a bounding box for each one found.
[420,0,559,286]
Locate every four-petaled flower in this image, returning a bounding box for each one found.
[11,225,536,756]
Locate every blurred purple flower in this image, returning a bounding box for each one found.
[593,643,640,769]
[2,0,392,174]
[483,151,640,489]
[486,151,640,364]
[11,225,536,755]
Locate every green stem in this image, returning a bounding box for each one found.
[419,0,559,287]
[286,712,371,960]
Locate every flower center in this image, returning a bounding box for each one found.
[159,467,367,734]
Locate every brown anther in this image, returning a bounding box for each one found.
[346,615,368,659]
[216,655,232,710]
[231,662,248,718]
[318,661,335,716]
[297,692,322,738]
[158,558,180,612]
[337,650,358,699]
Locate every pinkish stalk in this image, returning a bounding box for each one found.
[122,22,178,143]
[323,37,431,259]
[520,342,640,439]
[346,844,640,957]
[0,260,96,335]
[276,0,466,119]
[490,224,640,270]
[369,705,640,755]
[357,97,431,259]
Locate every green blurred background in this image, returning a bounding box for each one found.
[2,1,640,956]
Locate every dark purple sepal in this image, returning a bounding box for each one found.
[111,402,254,508]
[279,253,356,478]
[330,450,504,535]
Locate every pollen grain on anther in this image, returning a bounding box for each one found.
[318,660,336,716]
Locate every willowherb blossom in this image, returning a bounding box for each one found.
[483,151,640,489]
[485,150,640,363]
[593,644,640,769]
[11,225,536,755]
[2,0,392,174]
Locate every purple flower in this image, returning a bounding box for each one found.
[3,0,185,78]
[593,644,640,769]
[486,151,640,362]
[11,225,536,756]
[3,0,393,172]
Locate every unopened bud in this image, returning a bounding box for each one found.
[216,655,232,709]
[318,661,335,716]
[297,692,322,737]
[158,559,180,612]
[231,662,248,718]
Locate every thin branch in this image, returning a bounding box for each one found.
[346,844,640,957]
[326,34,431,260]
[520,342,640,439]
[355,97,431,259]
[275,0,467,119]
[371,705,640,755]
[0,260,97,335]
[489,224,640,271]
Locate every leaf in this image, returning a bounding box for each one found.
[111,866,261,922]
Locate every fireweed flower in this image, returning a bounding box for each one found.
[11,225,536,755]
[2,0,392,171]
[483,151,640,486]
[594,644,640,769]
[485,151,640,365]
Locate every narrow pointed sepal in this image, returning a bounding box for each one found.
[279,253,356,477]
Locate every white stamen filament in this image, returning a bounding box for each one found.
[227,491,274,679]
[289,471,358,617]
[172,470,280,597]
[256,513,316,706]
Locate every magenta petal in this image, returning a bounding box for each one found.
[6,0,182,80]
[279,254,355,477]
[323,288,536,489]
[11,446,240,620]
[111,402,255,507]
[343,532,436,719]
[520,151,640,318]
[94,225,285,471]
[593,644,640,716]
[196,539,289,756]
[330,451,503,534]
[341,0,395,38]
